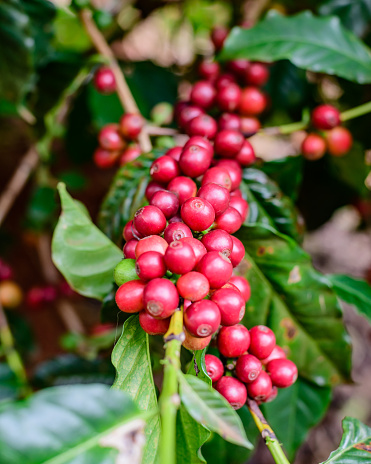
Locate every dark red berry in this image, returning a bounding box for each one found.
[190,81,216,109]
[263,386,278,403]
[165,146,183,161]
[261,345,286,365]
[177,105,204,130]
[150,190,179,219]
[169,215,182,223]
[229,276,251,302]
[179,145,212,178]
[186,114,218,139]
[183,330,211,351]
[179,237,207,265]
[214,159,242,191]
[184,299,192,311]
[177,271,209,301]
[164,222,193,244]
[183,136,214,157]
[119,113,144,139]
[201,230,233,257]
[249,325,276,359]
[135,251,166,281]
[244,62,269,87]
[42,285,57,303]
[311,104,341,130]
[239,87,267,115]
[164,241,196,274]
[217,324,250,357]
[135,235,168,258]
[184,300,221,337]
[326,127,353,156]
[120,146,141,166]
[181,197,215,232]
[98,124,125,151]
[267,358,298,388]
[229,197,248,222]
[93,67,116,94]
[197,251,233,288]
[227,59,250,77]
[91,323,115,336]
[229,236,245,267]
[215,73,236,89]
[211,287,245,326]
[143,278,179,319]
[216,83,241,112]
[198,183,230,216]
[145,181,165,201]
[150,155,180,184]
[235,140,256,166]
[205,354,224,382]
[215,376,247,410]
[134,205,167,237]
[211,26,228,51]
[93,147,119,168]
[201,167,232,192]
[236,354,262,383]
[198,61,220,81]
[302,133,327,161]
[168,176,197,205]
[214,207,243,234]
[123,239,138,259]
[26,287,44,309]
[0,260,13,281]
[240,116,261,137]
[214,130,244,158]
[218,113,241,132]
[247,371,272,401]
[116,280,146,313]
[139,310,170,335]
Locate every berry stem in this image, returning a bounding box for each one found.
[340,100,371,122]
[158,306,184,464]
[247,397,290,464]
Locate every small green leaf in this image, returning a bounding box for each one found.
[260,156,304,201]
[318,0,371,37]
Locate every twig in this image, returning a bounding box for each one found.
[79,8,152,153]
[144,125,179,136]
[242,0,271,25]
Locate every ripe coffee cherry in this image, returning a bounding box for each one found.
[183,329,211,351]
[169,215,182,223]
[267,359,298,388]
[201,230,233,257]
[98,124,125,151]
[177,105,204,130]
[123,239,138,259]
[211,26,228,51]
[26,287,44,309]
[184,299,192,311]
[215,159,242,191]
[93,147,119,168]
[179,145,212,178]
[135,235,168,258]
[134,205,166,237]
[198,183,230,216]
[183,136,214,157]
[93,67,116,94]
[197,251,233,288]
[235,140,256,166]
[116,280,146,313]
[215,73,236,89]
[205,354,224,382]
[230,236,245,267]
[165,146,183,161]
[119,113,144,139]
[190,81,216,109]
[240,116,261,137]
[229,197,248,222]
[0,260,13,281]
[150,156,180,184]
[202,167,232,192]
[186,114,218,139]
[135,251,166,281]
[239,87,267,115]
[214,207,243,234]
[249,326,276,359]
[164,241,196,274]
[164,222,193,244]
[214,130,244,159]
[229,276,251,302]
[230,189,242,198]
[198,61,220,81]
[217,324,250,357]
[244,62,269,87]
[302,133,327,161]
[211,287,245,326]
[236,354,262,383]
[218,113,241,132]
[143,278,179,319]
[263,386,278,403]
[177,271,209,301]
[228,59,250,77]
[215,376,247,410]
[326,127,353,156]
[150,190,179,219]
[311,104,340,130]
[179,237,207,264]
[216,83,242,112]
[120,146,141,166]
[247,371,272,401]
[139,310,170,335]
[145,181,165,201]
[261,345,286,365]
[184,300,221,337]
[168,176,197,205]
[181,197,215,232]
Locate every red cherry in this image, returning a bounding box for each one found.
[205,354,224,382]
[134,205,167,237]
[42,285,57,303]
[239,87,267,115]
[93,67,116,94]
[235,140,256,166]
[218,113,241,132]
[164,241,196,274]
[227,59,250,77]
[263,386,278,403]
[302,134,327,161]
[229,197,248,222]
[168,215,182,223]
[93,147,119,168]
[135,235,168,258]
[201,167,232,192]
[183,330,211,351]
[164,222,193,244]
[247,371,272,401]
[150,190,179,219]
[26,287,44,309]
[165,146,183,161]
[145,181,165,201]
[123,239,138,259]
[267,358,298,388]
[120,146,141,166]
[229,236,245,267]
[198,183,230,216]
[186,114,218,139]
[240,116,261,137]
[215,73,236,89]
[179,145,212,178]
[230,189,242,198]
[135,251,166,281]
[150,155,180,184]
[217,324,250,357]
[215,376,247,410]
[119,113,144,139]
[211,26,228,51]
[168,176,197,205]
[139,311,170,335]
[181,197,215,232]
[249,326,276,359]
[183,136,214,157]
[216,83,242,112]
[261,345,286,365]
[177,271,210,301]
[0,260,13,281]
[214,207,243,234]
[115,280,146,313]
[201,230,233,257]
[214,130,244,158]
[229,276,251,302]
[311,104,341,130]
[326,127,353,156]
[211,287,245,326]
[179,237,207,265]
[197,251,233,289]
[244,62,269,87]
[235,354,262,383]
[143,278,179,319]
[198,61,220,81]
[177,105,204,130]
[184,300,221,337]
[190,81,216,109]
[98,124,125,151]
[90,323,115,336]
[214,159,242,191]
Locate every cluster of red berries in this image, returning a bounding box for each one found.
[302,104,353,160]
[205,325,297,409]
[26,281,75,310]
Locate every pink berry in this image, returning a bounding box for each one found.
[145,181,165,201]
[267,359,298,388]
[139,311,170,335]
[215,159,242,191]
[216,83,241,112]
[135,251,166,281]
[150,190,179,219]
[177,271,210,301]
[198,183,230,216]
[93,147,119,168]
[198,61,220,81]
[179,145,212,178]
[93,67,116,94]
[247,371,272,401]
[165,146,183,161]
[190,81,216,109]
[134,205,167,237]
[123,239,138,259]
[164,241,196,274]
[229,197,248,222]
[183,136,213,157]
[143,278,179,319]
[217,324,250,358]
[211,27,228,51]
[239,87,267,115]
[311,104,341,130]
[214,130,244,158]
[116,280,146,313]
[150,156,180,184]
[218,113,241,132]
[181,197,215,232]
[98,124,125,151]
[211,287,245,326]
[201,167,232,192]
[201,229,233,257]
[119,113,144,139]
[197,251,233,288]
[120,146,141,166]
[186,115,218,139]
[227,59,250,77]
[123,221,134,241]
[184,300,221,337]
[168,176,197,205]
[215,73,236,89]
[179,237,207,265]
[249,326,276,359]
[177,105,204,130]
[261,345,286,365]
[235,140,256,166]
[205,354,224,382]
[240,116,261,137]
[229,276,251,302]
[302,134,327,161]
[214,207,243,234]
[235,354,262,383]
[135,235,168,258]
[215,376,247,410]
[326,127,353,156]
[164,222,193,244]
[244,62,269,87]
[229,236,245,267]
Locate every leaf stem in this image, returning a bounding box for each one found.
[247,398,290,464]
[340,101,371,121]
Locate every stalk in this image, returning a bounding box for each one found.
[340,101,371,121]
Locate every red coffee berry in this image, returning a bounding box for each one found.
[26,287,44,309]
[197,251,233,288]
[0,260,13,281]
[186,114,218,139]
[215,159,242,191]
[261,345,286,365]
[150,190,179,219]
[164,241,196,274]
[190,81,216,109]
[198,61,220,81]
[326,127,353,156]
[202,167,232,192]
[90,323,115,336]
[120,146,141,166]
[184,299,192,311]
[165,146,183,161]
[201,230,233,257]
[123,239,138,259]
[135,251,166,281]
[179,145,212,178]
[143,278,179,319]
[150,155,180,184]
[230,189,242,198]
[205,354,224,382]
[177,105,204,130]
[229,197,248,222]
[179,237,207,265]
[116,280,146,313]
[183,330,211,351]
[235,140,256,166]
[244,62,269,87]
[217,324,250,357]
[267,358,298,388]
[216,83,242,112]
[214,130,244,158]
[93,67,116,94]
[247,371,272,401]
[211,287,245,326]
[198,183,230,216]
[215,376,247,410]
[240,116,261,137]
[135,235,168,258]
[119,113,144,139]
[169,215,182,223]
[145,181,165,201]
[229,276,251,302]
[139,310,170,335]
[181,197,215,232]
[42,285,58,303]
[218,113,241,132]
[228,59,250,77]
[214,207,243,234]
[184,300,221,337]
[302,133,327,161]
[239,87,267,115]
[230,236,245,267]
[168,176,197,205]
[263,386,278,403]
[249,326,276,359]
[211,26,228,51]
[311,104,341,130]
[215,73,236,89]
[235,354,262,383]
[134,205,166,237]
[183,136,214,157]
[98,124,125,151]
[177,271,209,301]
[93,147,119,168]
[164,222,193,244]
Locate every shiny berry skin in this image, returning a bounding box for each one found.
[205,354,224,382]
[150,190,179,219]
[214,130,244,158]
[230,189,242,198]
[0,260,13,281]
[116,280,146,313]
[150,155,180,184]
[177,105,204,130]
[198,183,230,216]
[217,324,250,358]
[197,251,233,288]
[165,146,183,161]
[120,146,141,166]
[215,376,247,410]
[302,133,327,161]
[215,159,242,191]
[179,145,212,178]
[139,310,170,335]
[183,330,211,351]
[244,62,269,87]
[164,222,193,244]
[267,359,298,388]
[164,241,196,274]
[216,83,241,112]
[168,176,197,205]
[93,67,116,94]
[201,230,233,257]
[326,127,353,156]
[263,386,278,403]
[169,215,182,223]
[145,181,165,201]
[93,147,119,168]
[215,73,236,89]
[143,278,179,319]
[229,276,251,302]
[249,326,276,359]
[190,81,216,109]
[229,197,248,222]
[26,287,44,309]
[247,371,272,401]
[135,251,166,281]
[134,205,167,237]
[202,167,232,192]
[184,300,221,337]
[211,26,228,51]
[235,354,262,383]
[177,271,209,301]
[311,104,341,130]
[240,116,261,137]
[211,287,245,326]
[230,236,245,267]
[98,124,125,151]
[235,140,256,166]
[181,197,215,232]
[214,207,243,234]
[183,136,214,157]
[198,61,220,81]
[227,59,250,77]
[119,113,144,139]
[135,235,168,258]
[239,87,267,115]
[123,239,138,259]
[261,345,286,365]
[179,237,207,265]
[186,114,218,139]
[218,113,241,132]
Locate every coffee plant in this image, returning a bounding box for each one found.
[1,1,371,463]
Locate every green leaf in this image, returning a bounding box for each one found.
[0,384,147,464]
[25,186,58,231]
[178,373,253,449]
[112,316,160,464]
[260,156,304,201]
[318,0,371,37]
[0,364,22,404]
[52,183,122,300]
[328,274,371,324]
[220,11,371,84]
[321,417,371,463]
[236,224,352,386]
[263,377,332,460]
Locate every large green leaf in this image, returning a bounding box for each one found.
[0,384,148,464]
[318,0,371,37]
[0,364,22,404]
[321,417,371,463]
[260,156,304,201]
[52,183,122,300]
[112,316,160,464]
[220,11,371,84]
[236,224,352,386]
